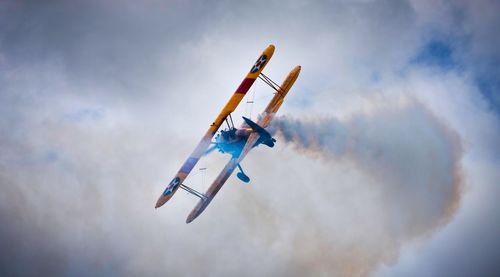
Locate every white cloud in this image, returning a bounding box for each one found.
[0,0,499,276]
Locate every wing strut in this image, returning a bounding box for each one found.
[228,113,235,129]
[180,184,207,201]
[258,72,284,93]
[225,113,235,129]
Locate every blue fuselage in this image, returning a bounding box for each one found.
[215,128,252,158]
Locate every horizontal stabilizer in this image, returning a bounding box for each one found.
[242,116,275,147]
[242,116,270,137]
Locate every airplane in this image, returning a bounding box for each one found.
[155,44,301,223]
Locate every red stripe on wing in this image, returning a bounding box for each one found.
[235,78,255,94]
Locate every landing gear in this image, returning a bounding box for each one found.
[236,163,250,183]
[237,172,250,183]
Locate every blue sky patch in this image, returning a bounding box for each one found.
[476,77,500,114]
[411,38,499,115]
[411,40,457,70]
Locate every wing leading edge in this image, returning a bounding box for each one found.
[186,65,301,223]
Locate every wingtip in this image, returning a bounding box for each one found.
[186,213,196,224]
[155,197,165,209]
[266,44,276,55]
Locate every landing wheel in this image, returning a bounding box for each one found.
[237,172,250,183]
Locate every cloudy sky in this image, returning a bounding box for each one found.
[1,0,499,276]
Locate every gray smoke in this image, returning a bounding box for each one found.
[252,102,465,274]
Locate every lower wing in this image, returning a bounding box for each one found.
[186,157,240,223]
[185,65,301,223]
[185,132,260,223]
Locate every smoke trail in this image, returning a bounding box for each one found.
[259,102,464,274]
[271,104,463,229]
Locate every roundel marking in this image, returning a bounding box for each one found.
[250,55,267,73]
[163,176,181,197]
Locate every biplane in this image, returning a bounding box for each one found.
[155,44,301,223]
